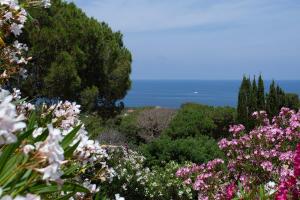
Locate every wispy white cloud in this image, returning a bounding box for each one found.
[70,0,300,33]
[69,0,300,79]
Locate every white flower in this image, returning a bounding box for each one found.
[264,181,276,195]
[0,194,40,200]
[15,194,40,200]
[115,194,125,200]
[0,71,8,79]
[32,128,43,138]
[36,163,61,181]
[0,95,26,145]
[18,8,27,23]
[22,144,35,154]
[35,125,64,181]
[83,179,99,193]
[3,11,12,20]
[13,41,28,52]
[51,101,81,130]
[19,68,28,79]
[41,0,51,8]
[0,89,10,102]
[12,88,21,100]
[10,23,23,36]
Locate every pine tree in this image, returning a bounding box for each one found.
[257,75,265,110]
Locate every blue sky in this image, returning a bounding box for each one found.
[70,0,300,80]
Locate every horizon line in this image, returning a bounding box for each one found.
[131,79,300,81]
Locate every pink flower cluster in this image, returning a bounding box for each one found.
[275,143,300,200]
[219,108,300,185]
[176,107,300,199]
[229,124,245,137]
[176,159,228,199]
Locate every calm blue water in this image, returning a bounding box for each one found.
[123,80,300,108]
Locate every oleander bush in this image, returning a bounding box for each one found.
[0,1,119,199]
[101,147,196,200]
[176,108,300,200]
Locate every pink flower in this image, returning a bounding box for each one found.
[226,183,236,200]
[229,124,245,136]
[276,177,297,200]
[260,161,273,172]
[294,144,300,177]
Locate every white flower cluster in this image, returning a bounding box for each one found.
[49,101,81,131]
[0,0,122,198]
[0,194,40,200]
[0,0,27,36]
[42,100,116,185]
[21,125,65,182]
[47,101,111,162]
[34,125,65,181]
[0,0,51,79]
[110,147,149,189]
[0,187,40,200]
[0,89,25,145]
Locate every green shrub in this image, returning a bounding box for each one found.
[140,135,224,167]
[80,113,105,139]
[164,103,236,139]
[117,107,156,145]
[117,109,142,145]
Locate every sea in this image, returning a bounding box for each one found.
[123,80,300,108]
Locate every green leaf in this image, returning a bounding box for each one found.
[29,182,89,194]
[0,153,26,186]
[0,129,33,173]
[55,192,76,200]
[61,163,79,178]
[64,141,80,158]
[61,124,82,149]
[95,192,108,200]
[34,128,49,143]
[259,185,266,200]
[27,112,37,131]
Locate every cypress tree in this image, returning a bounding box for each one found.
[237,76,250,126]
[250,77,258,113]
[257,75,265,110]
[266,81,278,117]
[237,88,248,126]
[276,86,285,110]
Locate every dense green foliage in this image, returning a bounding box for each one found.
[237,75,299,128]
[18,0,132,116]
[164,103,236,140]
[80,113,105,139]
[141,135,224,167]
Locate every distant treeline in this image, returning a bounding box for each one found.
[237,75,299,128]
